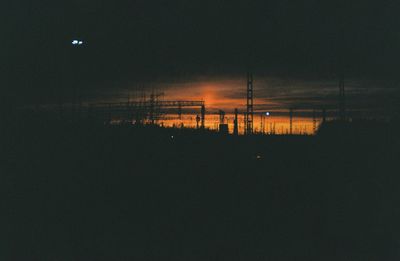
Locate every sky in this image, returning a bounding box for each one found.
[2,0,400,117]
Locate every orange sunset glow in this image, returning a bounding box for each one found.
[121,78,323,135]
[158,114,318,135]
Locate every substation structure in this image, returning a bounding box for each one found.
[87,100,206,128]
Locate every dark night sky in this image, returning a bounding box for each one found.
[2,0,400,105]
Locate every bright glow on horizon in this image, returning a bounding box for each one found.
[157,113,318,135]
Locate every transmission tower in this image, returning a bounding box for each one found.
[246,72,254,135]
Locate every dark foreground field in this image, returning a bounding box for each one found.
[1,119,400,261]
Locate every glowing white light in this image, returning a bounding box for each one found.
[72,39,84,45]
[171,135,174,139]
[266,112,270,116]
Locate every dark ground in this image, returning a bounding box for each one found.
[1,116,400,261]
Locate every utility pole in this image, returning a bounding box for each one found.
[289,108,293,135]
[196,115,200,129]
[243,113,247,135]
[149,92,155,124]
[313,109,317,134]
[200,104,205,129]
[219,110,225,124]
[178,102,182,120]
[262,114,266,134]
[233,108,239,136]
